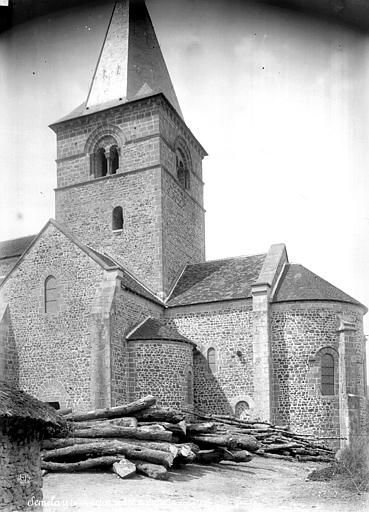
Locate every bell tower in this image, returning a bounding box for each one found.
[50,0,207,299]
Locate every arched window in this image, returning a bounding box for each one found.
[110,145,119,174]
[45,276,57,314]
[112,206,123,231]
[235,400,249,419]
[321,353,334,395]
[187,368,193,405]
[176,148,190,190]
[95,147,107,177]
[207,347,216,373]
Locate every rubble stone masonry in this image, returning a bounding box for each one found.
[0,223,105,410]
[127,339,194,409]
[271,301,366,442]
[0,421,42,511]
[53,96,206,298]
[165,300,254,415]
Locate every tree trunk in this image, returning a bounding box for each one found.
[42,440,175,468]
[42,437,179,456]
[188,434,238,450]
[264,443,300,453]
[187,422,216,434]
[73,417,138,429]
[41,456,125,472]
[64,395,155,422]
[134,461,168,480]
[134,407,184,423]
[234,434,260,452]
[66,425,172,442]
[219,449,252,463]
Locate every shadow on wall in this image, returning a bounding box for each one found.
[271,314,291,426]
[193,351,234,416]
[0,307,19,387]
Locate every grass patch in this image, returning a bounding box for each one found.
[308,437,369,493]
[336,437,369,493]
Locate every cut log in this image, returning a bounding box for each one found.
[134,407,184,423]
[134,461,168,480]
[43,437,179,457]
[220,449,252,463]
[112,458,136,479]
[187,422,216,434]
[297,455,333,463]
[58,408,73,416]
[162,421,187,435]
[234,434,260,452]
[42,440,175,468]
[73,417,138,429]
[177,441,200,454]
[42,455,125,472]
[64,395,156,422]
[66,425,172,442]
[188,434,238,450]
[175,444,196,464]
[264,443,300,453]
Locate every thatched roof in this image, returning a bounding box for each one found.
[0,381,64,429]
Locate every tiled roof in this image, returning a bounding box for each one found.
[167,254,266,307]
[272,264,365,308]
[0,235,36,260]
[127,317,191,343]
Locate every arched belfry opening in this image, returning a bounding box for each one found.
[110,145,119,174]
[176,148,190,190]
[95,147,108,178]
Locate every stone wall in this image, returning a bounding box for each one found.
[271,301,366,441]
[53,96,206,298]
[56,167,164,295]
[126,339,194,409]
[110,286,162,406]
[0,223,105,411]
[0,420,42,512]
[165,300,254,415]
[0,305,19,387]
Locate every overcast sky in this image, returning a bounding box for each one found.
[1,0,369,336]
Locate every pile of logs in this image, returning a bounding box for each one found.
[185,410,335,463]
[41,396,334,480]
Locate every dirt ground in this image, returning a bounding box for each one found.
[41,457,369,512]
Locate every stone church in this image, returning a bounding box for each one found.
[0,0,367,445]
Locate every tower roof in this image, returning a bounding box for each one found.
[55,0,183,124]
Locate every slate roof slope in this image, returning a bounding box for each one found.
[167,254,266,307]
[0,235,36,260]
[273,263,366,309]
[85,246,163,305]
[127,317,192,344]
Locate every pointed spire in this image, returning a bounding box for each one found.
[86,0,183,117]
